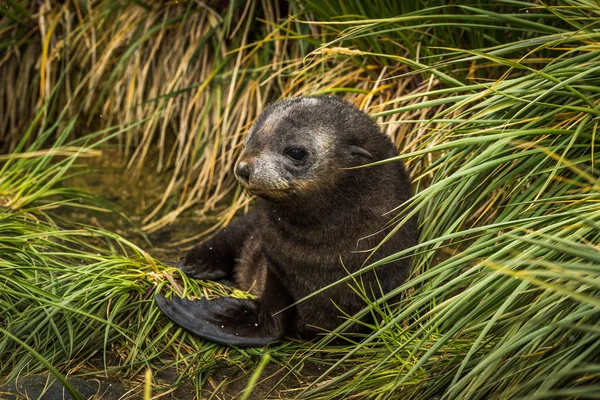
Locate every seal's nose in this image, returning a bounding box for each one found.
[235,161,251,184]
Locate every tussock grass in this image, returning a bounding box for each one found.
[1,0,599,399]
[0,133,259,397]
[3,1,308,231]
[0,92,253,396]
[288,3,600,399]
[1,0,433,231]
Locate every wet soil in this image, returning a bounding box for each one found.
[0,355,337,400]
[63,147,210,258]
[0,375,128,400]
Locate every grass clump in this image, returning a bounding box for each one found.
[1,0,599,399]
[291,2,600,399]
[0,112,260,396]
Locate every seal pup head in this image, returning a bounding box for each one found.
[234,96,396,201]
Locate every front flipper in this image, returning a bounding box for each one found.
[176,259,229,281]
[179,212,257,280]
[155,295,287,347]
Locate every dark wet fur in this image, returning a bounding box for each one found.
[156,96,418,347]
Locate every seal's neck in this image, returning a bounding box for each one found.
[257,172,379,228]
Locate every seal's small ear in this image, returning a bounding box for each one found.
[348,145,373,160]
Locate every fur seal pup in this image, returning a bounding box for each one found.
[155,96,417,347]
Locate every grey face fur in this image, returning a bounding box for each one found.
[235,98,339,198]
[234,96,377,199]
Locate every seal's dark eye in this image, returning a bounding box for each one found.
[286,148,307,163]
